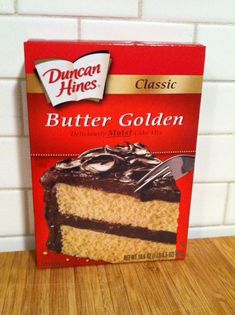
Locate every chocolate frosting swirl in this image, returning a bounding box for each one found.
[41,143,180,202]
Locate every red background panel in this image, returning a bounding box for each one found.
[25,41,205,75]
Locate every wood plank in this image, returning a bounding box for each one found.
[160,254,214,314]
[0,237,234,315]
[74,265,107,315]
[104,264,133,315]
[0,252,15,315]
[119,263,153,315]
[212,236,235,264]
[49,267,77,315]
[134,261,182,314]
[186,238,235,314]
[96,265,115,315]
[1,251,29,315]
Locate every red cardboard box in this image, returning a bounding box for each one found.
[24,41,205,269]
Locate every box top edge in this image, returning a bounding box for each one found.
[24,39,205,48]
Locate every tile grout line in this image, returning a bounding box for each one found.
[138,0,143,19]
[0,234,35,239]
[18,78,25,137]
[0,12,139,20]
[20,80,30,137]
[0,78,26,81]
[77,18,81,39]
[189,223,235,228]
[14,0,17,14]
[23,189,31,235]
[0,136,29,139]
[222,183,230,225]
[139,19,235,26]
[54,19,233,26]
[193,23,198,43]
[0,188,32,191]
[0,12,235,25]
[27,189,35,236]
[189,224,235,229]
[198,132,235,136]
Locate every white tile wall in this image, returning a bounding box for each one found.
[0,190,27,236]
[142,0,235,23]
[0,236,35,252]
[21,80,29,136]
[0,79,22,136]
[0,0,14,14]
[27,190,34,235]
[81,20,194,42]
[195,135,235,182]
[0,0,234,252]
[0,137,31,188]
[18,0,138,18]
[0,80,21,116]
[0,17,79,78]
[189,183,227,226]
[197,25,235,80]
[199,82,235,134]
[188,225,235,239]
[0,116,22,136]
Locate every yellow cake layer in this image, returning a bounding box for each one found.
[56,183,179,232]
[61,226,176,263]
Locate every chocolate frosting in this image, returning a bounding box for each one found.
[41,143,180,202]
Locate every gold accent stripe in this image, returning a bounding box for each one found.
[106,75,203,94]
[26,74,203,95]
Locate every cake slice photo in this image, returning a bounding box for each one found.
[40,143,181,263]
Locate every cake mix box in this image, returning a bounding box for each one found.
[24,41,205,269]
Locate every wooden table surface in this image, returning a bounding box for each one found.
[0,237,234,315]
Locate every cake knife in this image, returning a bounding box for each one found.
[135,155,195,192]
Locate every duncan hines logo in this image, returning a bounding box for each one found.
[35,51,111,107]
